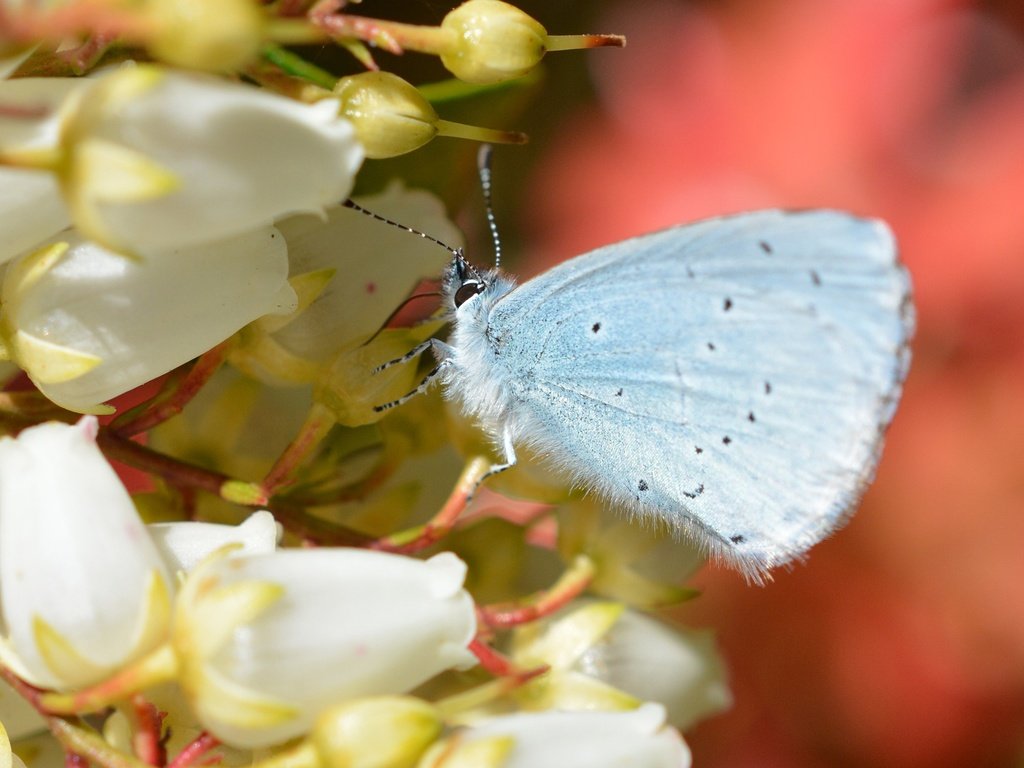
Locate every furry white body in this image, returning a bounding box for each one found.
[435,210,913,580]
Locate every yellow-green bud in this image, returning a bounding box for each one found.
[313,697,442,768]
[333,72,439,159]
[144,0,264,71]
[439,0,547,84]
[333,71,528,158]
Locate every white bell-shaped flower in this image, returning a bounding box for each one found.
[422,703,690,768]
[148,511,280,575]
[0,417,173,690]
[174,549,477,748]
[0,225,295,413]
[56,66,363,254]
[567,604,731,729]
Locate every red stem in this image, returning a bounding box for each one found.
[96,429,266,504]
[113,342,231,437]
[130,695,166,767]
[167,733,219,768]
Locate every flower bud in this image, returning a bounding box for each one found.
[437,0,624,84]
[439,0,546,84]
[313,697,442,768]
[421,704,690,768]
[173,549,476,748]
[0,418,173,690]
[332,72,526,158]
[56,66,362,254]
[333,72,439,159]
[142,0,264,72]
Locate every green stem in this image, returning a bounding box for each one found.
[435,120,527,145]
[261,44,337,90]
[417,72,540,105]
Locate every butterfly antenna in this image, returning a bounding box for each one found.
[477,144,503,270]
[342,198,463,259]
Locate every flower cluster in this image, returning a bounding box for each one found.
[0,3,726,768]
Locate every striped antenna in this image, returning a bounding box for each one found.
[477,144,503,270]
[342,198,462,258]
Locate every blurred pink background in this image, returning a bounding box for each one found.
[524,0,1024,765]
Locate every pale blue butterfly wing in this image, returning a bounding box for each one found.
[445,210,913,580]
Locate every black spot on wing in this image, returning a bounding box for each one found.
[723,297,733,312]
[707,342,716,351]
[810,269,822,286]
[615,388,623,397]
[764,380,772,395]
[683,483,704,500]
[759,240,773,254]
[747,411,756,422]
[638,479,649,492]
[730,534,746,544]
[592,322,601,333]
[722,435,732,445]
[695,446,704,454]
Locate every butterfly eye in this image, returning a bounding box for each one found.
[454,281,486,308]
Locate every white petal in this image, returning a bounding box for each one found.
[4,225,295,412]
[0,418,172,689]
[452,704,690,768]
[274,183,463,360]
[576,608,731,729]
[0,170,68,266]
[148,511,281,574]
[0,78,85,263]
[0,77,85,148]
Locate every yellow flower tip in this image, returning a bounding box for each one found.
[68,66,165,124]
[188,663,299,732]
[32,616,108,689]
[3,241,70,298]
[333,72,439,159]
[61,137,178,255]
[130,569,174,660]
[11,331,102,385]
[313,697,442,768]
[144,0,265,71]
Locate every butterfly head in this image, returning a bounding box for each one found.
[443,250,489,311]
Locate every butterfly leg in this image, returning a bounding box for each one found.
[467,426,518,502]
[373,338,453,373]
[373,357,453,413]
